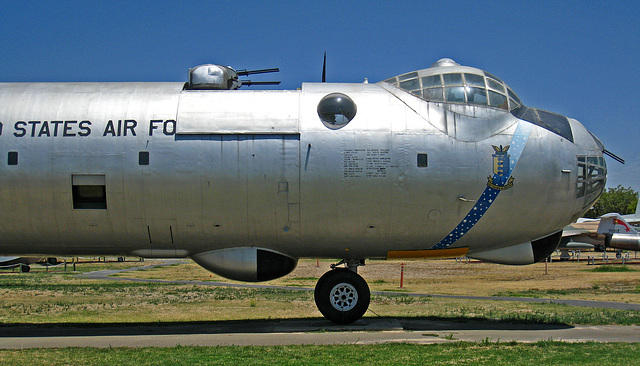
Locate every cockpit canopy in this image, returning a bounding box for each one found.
[382,58,522,111]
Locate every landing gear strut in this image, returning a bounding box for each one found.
[314,259,370,324]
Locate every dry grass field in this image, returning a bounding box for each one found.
[112,255,640,303]
[1,253,639,325]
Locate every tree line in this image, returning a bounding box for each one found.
[584,185,638,218]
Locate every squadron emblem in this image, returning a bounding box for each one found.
[487,145,514,190]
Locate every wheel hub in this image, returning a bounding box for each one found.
[329,282,358,311]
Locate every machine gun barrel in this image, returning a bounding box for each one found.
[240,80,281,86]
[236,68,280,76]
[603,149,625,164]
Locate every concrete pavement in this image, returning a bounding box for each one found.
[1,317,638,348]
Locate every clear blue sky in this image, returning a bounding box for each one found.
[1,1,638,192]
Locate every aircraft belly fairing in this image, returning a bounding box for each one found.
[0,59,608,323]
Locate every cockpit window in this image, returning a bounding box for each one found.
[443,73,463,86]
[423,87,444,102]
[467,87,487,105]
[399,78,420,91]
[422,75,441,88]
[464,73,485,87]
[384,70,521,111]
[445,86,466,102]
[486,78,505,93]
[488,91,508,109]
[508,87,521,107]
[398,72,418,81]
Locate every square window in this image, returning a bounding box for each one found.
[139,151,149,165]
[8,151,18,165]
[417,153,428,168]
[72,175,107,209]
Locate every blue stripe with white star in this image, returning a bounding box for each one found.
[430,122,533,250]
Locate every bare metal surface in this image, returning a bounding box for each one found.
[0,65,604,263]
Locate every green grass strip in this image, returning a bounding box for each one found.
[1,342,640,365]
[590,265,636,272]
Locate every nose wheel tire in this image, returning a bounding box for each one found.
[314,268,370,324]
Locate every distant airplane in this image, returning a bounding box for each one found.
[0,58,609,323]
[0,256,54,271]
[598,213,640,251]
[561,210,640,253]
[0,256,26,269]
[561,220,600,252]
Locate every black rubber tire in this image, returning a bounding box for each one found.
[314,268,370,324]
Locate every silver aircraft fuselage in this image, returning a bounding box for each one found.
[0,59,606,281]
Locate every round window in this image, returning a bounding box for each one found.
[317,93,357,129]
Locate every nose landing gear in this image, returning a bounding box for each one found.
[314,259,370,324]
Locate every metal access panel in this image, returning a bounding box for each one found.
[199,134,301,251]
[176,90,300,134]
[246,135,300,244]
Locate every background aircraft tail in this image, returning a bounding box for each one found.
[597,213,638,235]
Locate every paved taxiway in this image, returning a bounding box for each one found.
[1,318,639,348]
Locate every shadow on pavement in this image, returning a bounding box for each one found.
[0,316,573,338]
